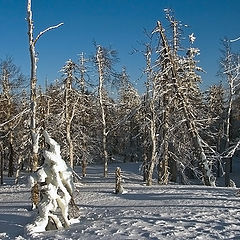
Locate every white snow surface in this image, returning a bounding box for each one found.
[0,162,240,240]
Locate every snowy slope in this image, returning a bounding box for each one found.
[0,163,240,240]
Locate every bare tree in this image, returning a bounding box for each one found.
[96,46,108,177]
[61,59,79,168]
[94,45,118,177]
[27,0,63,208]
[219,39,240,186]
[0,57,26,178]
[149,18,216,186]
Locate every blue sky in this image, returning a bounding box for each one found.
[0,0,239,92]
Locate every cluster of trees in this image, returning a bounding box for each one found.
[0,7,239,187]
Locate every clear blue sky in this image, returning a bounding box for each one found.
[0,0,239,91]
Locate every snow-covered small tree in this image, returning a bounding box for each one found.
[27,131,76,233]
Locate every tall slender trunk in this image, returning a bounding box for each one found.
[96,46,108,177]
[66,122,74,168]
[146,77,158,186]
[15,156,22,184]
[8,131,14,177]
[65,74,74,168]
[27,0,39,209]
[0,146,3,185]
[27,0,39,172]
[3,70,14,178]
[225,77,233,187]
[159,105,169,184]
[27,0,63,208]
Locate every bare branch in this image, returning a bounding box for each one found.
[34,23,64,45]
[230,36,240,43]
[0,108,30,128]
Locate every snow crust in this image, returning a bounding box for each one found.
[0,161,240,239]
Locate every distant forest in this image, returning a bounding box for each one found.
[0,4,240,188]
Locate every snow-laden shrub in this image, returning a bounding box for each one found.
[26,131,78,233]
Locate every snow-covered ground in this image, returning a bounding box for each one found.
[0,161,240,240]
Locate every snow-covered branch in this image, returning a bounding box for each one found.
[34,23,64,45]
[0,108,29,128]
[223,140,240,159]
[230,36,240,43]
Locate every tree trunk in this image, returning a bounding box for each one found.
[224,79,233,187]
[143,153,148,182]
[0,149,3,185]
[96,46,108,177]
[115,167,123,194]
[27,0,63,208]
[64,67,74,168]
[158,101,170,185]
[15,156,22,184]
[81,157,87,177]
[27,0,40,209]
[27,0,39,172]
[8,132,14,177]
[146,99,157,186]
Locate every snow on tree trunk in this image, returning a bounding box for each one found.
[96,46,108,177]
[27,0,63,208]
[115,167,125,194]
[224,46,234,187]
[0,144,3,185]
[15,156,22,184]
[26,131,77,234]
[142,44,159,186]
[146,98,157,186]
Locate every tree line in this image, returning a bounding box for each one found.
[0,6,239,187]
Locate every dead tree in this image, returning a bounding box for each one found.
[0,58,26,178]
[145,73,158,186]
[78,52,88,94]
[220,39,240,186]
[27,0,63,208]
[155,20,215,186]
[96,46,109,177]
[141,44,152,182]
[1,67,14,177]
[61,60,79,168]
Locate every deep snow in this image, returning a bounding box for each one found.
[0,161,240,240]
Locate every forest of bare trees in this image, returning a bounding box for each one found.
[0,3,240,190]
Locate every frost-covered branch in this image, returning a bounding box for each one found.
[223,140,240,159]
[230,36,240,43]
[34,23,64,45]
[0,108,29,128]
